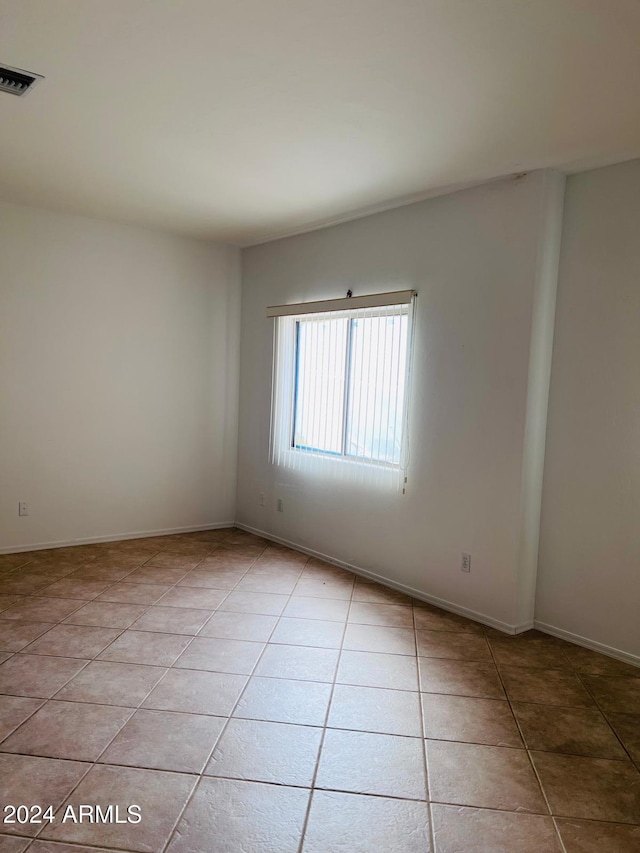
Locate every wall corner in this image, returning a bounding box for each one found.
[513,169,566,626]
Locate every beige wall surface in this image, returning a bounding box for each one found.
[0,201,241,550]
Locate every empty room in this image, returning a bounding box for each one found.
[0,1,639,851]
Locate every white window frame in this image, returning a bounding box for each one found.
[268,291,416,490]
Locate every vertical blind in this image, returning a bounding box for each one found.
[268,291,416,491]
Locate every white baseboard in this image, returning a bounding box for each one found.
[0,521,236,555]
[534,620,640,669]
[513,621,536,633]
[236,521,519,635]
[6,516,637,669]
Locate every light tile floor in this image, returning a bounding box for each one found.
[0,529,639,852]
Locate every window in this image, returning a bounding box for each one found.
[268,291,415,490]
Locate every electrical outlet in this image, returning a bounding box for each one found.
[18,501,29,517]
[461,552,471,573]
[258,492,265,506]
[277,498,284,512]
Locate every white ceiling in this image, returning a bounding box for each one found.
[1,0,639,245]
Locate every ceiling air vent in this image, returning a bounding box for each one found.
[0,64,43,97]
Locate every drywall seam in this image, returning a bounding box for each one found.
[0,521,235,554]
[236,522,521,634]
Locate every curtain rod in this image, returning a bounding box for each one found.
[267,289,416,318]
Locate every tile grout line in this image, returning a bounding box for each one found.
[3,534,241,845]
[1,535,226,655]
[3,531,251,682]
[2,549,370,713]
[0,535,200,750]
[144,536,278,850]
[0,544,282,846]
[483,630,569,853]
[6,540,316,846]
[295,568,355,853]
[413,598,438,853]
[3,536,639,848]
[486,634,640,770]
[569,661,640,769]
[0,530,244,848]
[7,539,229,703]
[159,542,312,853]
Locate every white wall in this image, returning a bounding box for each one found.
[536,160,640,659]
[5,163,636,658]
[514,171,565,627]
[0,201,241,550]
[237,171,563,631]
